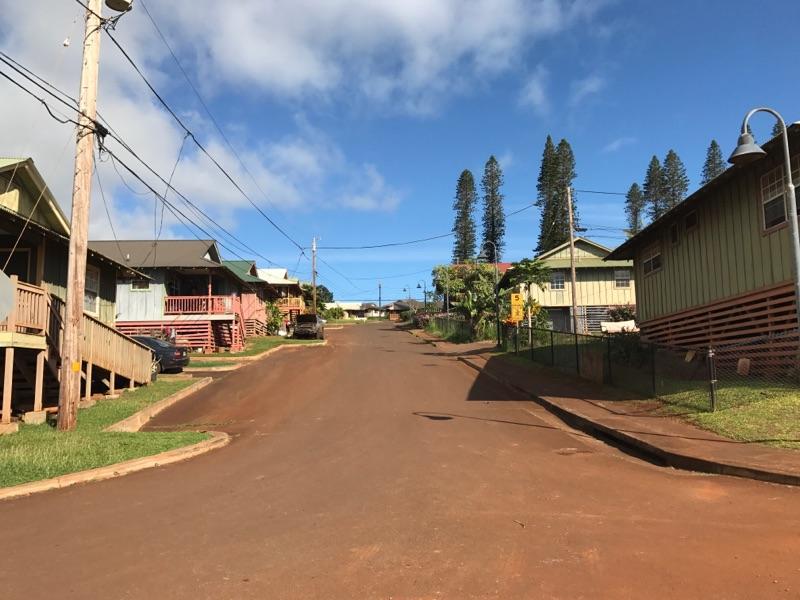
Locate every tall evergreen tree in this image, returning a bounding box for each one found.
[535,135,559,253]
[624,183,645,235]
[701,139,726,185]
[662,149,689,210]
[643,155,666,221]
[555,138,578,233]
[772,121,783,138]
[451,169,477,262]
[480,155,505,262]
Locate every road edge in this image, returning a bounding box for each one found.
[457,355,800,487]
[190,340,327,363]
[0,430,230,502]
[105,377,213,433]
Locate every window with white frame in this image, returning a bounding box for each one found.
[761,155,800,231]
[642,245,662,276]
[551,271,565,290]
[84,265,100,314]
[614,269,631,288]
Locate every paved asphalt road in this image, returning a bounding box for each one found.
[3,323,800,599]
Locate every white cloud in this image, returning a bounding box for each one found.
[602,136,637,153]
[339,165,402,212]
[497,151,515,170]
[519,65,549,115]
[569,73,606,106]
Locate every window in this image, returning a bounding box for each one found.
[131,279,150,291]
[642,245,662,276]
[669,222,680,245]
[550,271,565,290]
[84,265,100,314]
[685,211,698,231]
[760,155,800,231]
[614,269,631,288]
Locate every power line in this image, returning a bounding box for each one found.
[102,27,307,253]
[0,63,277,267]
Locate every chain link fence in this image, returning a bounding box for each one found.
[499,323,799,413]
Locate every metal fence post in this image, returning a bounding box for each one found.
[530,329,535,362]
[574,332,580,376]
[606,335,612,385]
[650,343,657,396]
[707,347,718,412]
[550,329,555,366]
[514,325,519,355]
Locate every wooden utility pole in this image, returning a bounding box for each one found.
[378,282,382,312]
[58,0,103,431]
[311,237,318,315]
[566,186,582,335]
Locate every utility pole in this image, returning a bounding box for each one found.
[378,282,382,314]
[58,0,103,431]
[566,186,583,335]
[311,237,317,315]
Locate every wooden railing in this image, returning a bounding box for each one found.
[0,276,48,334]
[276,297,305,311]
[1,278,151,385]
[165,295,241,315]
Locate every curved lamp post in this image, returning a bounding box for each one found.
[477,241,501,347]
[416,280,428,312]
[729,108,800,330]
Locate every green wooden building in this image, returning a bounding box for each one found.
[606,124,800,360]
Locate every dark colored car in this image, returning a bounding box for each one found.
[132,336,190,373]
[293,314,325,339]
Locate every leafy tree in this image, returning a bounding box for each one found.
[643,155,666,221]
[503,257,550,292]
[624,183,645,235]
[433,263,497,338]
[264,301,284,334]
[701,140,726,185]
[662,149,689,211]
[480,155,505,262]
[301,283,333,313]
[324,306,345,320]
[452,169,477,263]
[535,135,559,253]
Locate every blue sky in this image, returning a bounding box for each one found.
[2,1,798,302]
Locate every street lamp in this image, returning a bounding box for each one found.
[729,108,800,331]
[416,281,428,312]
[477,241,501,347]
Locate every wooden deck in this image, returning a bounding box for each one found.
[0,276,152,425]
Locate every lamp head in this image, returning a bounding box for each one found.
[728,131,767,165]
[477,250,489,262]
[416,283,422,289]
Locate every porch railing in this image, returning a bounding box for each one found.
[276,297,305,311]
[164,295,241,315]
[0,276,48,334]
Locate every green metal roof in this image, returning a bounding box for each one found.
[221,260,264,284]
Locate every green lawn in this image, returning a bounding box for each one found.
[0,379,209,488]
[497,351,800,450]
[185,360,239,369]
[190,336,319,358]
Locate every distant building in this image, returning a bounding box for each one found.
[502,238,635,333]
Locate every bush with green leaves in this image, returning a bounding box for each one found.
[324,306,345,320]
[264,301,284,334]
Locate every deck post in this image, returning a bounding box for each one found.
[34,350,45,413]
[207,270,212,315]
[84,362,93,403]
[109,371,115,396]
[2,347,14,424]
[7,275,18,332]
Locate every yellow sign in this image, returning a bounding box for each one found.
[510,293,524,322]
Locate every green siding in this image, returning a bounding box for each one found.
[635,154,793,322]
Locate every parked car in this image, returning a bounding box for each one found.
[294,313,325,339]
[132,336,190,373]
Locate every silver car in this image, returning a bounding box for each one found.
[293,314,325,339]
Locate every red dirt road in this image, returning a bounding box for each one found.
[2,323,800,599]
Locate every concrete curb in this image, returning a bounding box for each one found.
[105,377,213,433]
[189,340,327,363]
[0,431,230,502]
[184,364,241,372]
[457,356,800,487]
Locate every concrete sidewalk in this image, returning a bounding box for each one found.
[411,329,800,486]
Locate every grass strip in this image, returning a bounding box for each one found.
[0,379,208,488]
[190,336,319,358]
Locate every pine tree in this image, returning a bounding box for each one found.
[555,138,578,234]
[643,155,666,221]
[662,149,689,210]
[480,155,505,262]
[624,183,645,235]
[772,121,783,138]
[451,169,477,262]
[535,135,559,254]
[701,139,726,185]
